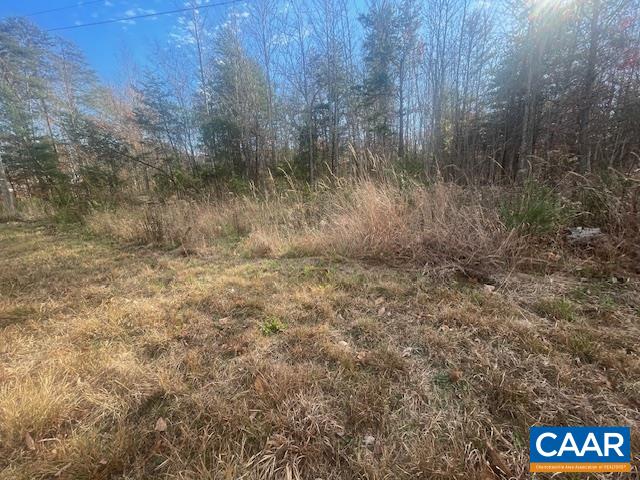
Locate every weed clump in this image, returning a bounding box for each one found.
[533,297,576,322]
[260,317,286,336]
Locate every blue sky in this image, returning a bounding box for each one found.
[0,0,237,84]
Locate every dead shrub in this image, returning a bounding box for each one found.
[88,200,254,251]
[242,229,277,258]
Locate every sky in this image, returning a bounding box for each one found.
[0,0,241,84]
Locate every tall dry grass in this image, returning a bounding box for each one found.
[0,197,52,223]
[88,194,307,253]
[4,191,640,479]
[563,169,640,261]
[289,181,520,269]
[88,178,526,273]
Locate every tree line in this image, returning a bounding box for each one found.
[1,0,639,208]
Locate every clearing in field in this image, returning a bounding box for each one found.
[0,222,638,479]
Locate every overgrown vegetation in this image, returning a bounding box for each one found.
[1,222,639,479]
[500,182,569,235]
[1,0,640,477]
[81,168,639,276]
[2,0,640,212]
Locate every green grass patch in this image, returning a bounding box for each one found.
[500,182,569,234]
[533,297,576,322]
[259,316,286,336]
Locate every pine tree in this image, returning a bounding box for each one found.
[203,24,269,178]
[360,0,400,151]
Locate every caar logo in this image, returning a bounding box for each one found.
[530,426,631,473]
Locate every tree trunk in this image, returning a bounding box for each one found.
[0,153,16,215]
[577,0,601,173]
[192,9,210,116]
[308,106,315,184]
[518,23,537,180]
[398,60,405,159]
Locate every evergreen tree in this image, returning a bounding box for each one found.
[203,24,269,178]
[0,18,63,196]
[359,0,400,151]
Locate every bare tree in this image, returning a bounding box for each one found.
[248,0,280,169]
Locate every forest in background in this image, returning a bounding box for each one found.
[1,0,639,208]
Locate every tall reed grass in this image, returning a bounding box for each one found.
[87,166,639,273]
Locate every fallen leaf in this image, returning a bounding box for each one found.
[546,251,561,262]
[362,434,375,447]
[218,316,231,325]
[485,441,513,478]
[24,432,36,450]
[377,306,386,316]
[374,297,385,306]
[483,284,496,294]
[338,340,349,348]
[155,417,167,432]
[254,376,267,395]
[152,437,163,452]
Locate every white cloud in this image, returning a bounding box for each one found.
[124,7,157,17]
[169,30,196,45]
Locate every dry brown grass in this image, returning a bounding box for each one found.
[290,181,520,270]
[88,193,311,256]
[88,179,527,275]
[1,221,639,479]
[561,169,640,270]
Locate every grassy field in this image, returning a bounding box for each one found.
[0,221,638,479]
